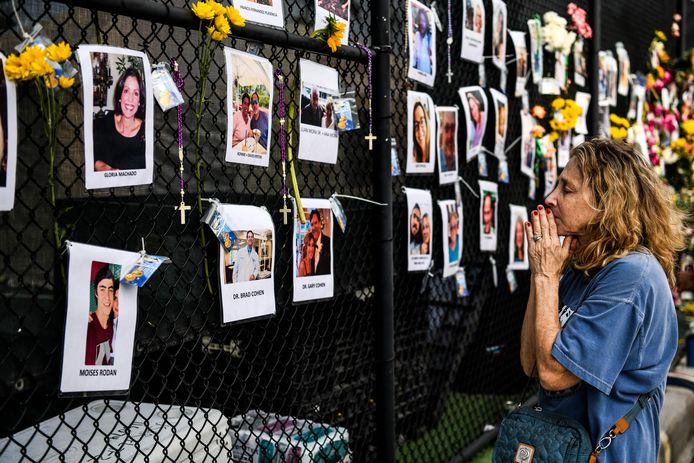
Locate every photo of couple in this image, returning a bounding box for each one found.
[406,187,433,272]
[293,199,335,303]
[301,86,339,130]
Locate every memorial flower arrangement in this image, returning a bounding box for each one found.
[566,3,592,39]
[5,40,77,251]
[541,11,576,54]
[311,15,347,53]
[548,97,582,141]
[662,120,694,192]
[191,0,245,293]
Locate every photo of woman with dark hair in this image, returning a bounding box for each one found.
[412,101,430,163]
[93,66,146,171]
[298,231,316,277]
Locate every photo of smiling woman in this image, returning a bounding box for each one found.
[78,45,153,189]
[406,91,436,173]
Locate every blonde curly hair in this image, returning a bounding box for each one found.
[570,138,687,286]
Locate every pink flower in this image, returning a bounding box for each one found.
[654,79,665,91]
[663,70,672,83]
[567,3,578,15]
[663,114,679,132]
[654,104,664,117]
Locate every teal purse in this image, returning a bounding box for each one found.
[492,389,657,463]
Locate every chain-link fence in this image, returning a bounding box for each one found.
[0,0,682,462]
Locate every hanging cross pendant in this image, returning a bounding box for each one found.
[177,201,191,225]
[446,69,454,83]
[279,199,291,225]
[365,132,377,150]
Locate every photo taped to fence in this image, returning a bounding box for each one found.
[478,180,498,252]
[225,48,274,167]
[438,199,463,278]
[509,30,528,97]
[293,198,334,303]
[508,204,529,270]
[0,53,18,211]
[405,187,433,272]
[218,204,276,324]
[461,0,485,63]
[407,0,436,87]
[298,59,340,164]
[491,0,507,71]
[60,242,139,394]
[490,88,507,159]
[458,86,488,161]
[407,91,436,174]
[436,106,459,184]
[78,45,153,190]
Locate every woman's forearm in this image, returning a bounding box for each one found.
[520,280,536,377]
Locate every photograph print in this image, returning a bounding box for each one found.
[217,203,276,324]
[527,18,543,84]
[0,53,17,211]
[490,88,507,158]
[405,187,433,272]
[407,0,436,87]
[225,48,274,167]
[508,204,529,270]
[60,242,140,394]
[232,0,284,28]
[406,91,436,174]
[436,106,459,184]
[491,0,507,70]
[298,59,340,164]
[78,45,153,190]
[461,0,485,63]
[509,30,529,97]
[293,198,334,302]
[520,110,536,178]
[478,180,498,252]
[458,86,488,161]
[439,199,463,278]
[573,37,587,87]
[616,43,631,97]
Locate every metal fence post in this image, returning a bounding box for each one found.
[371,0,395,461]
[588,0,602,135]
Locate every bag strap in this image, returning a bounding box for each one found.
[588,388,658,462]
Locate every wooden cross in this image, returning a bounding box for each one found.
[177,201,191,225]
[365,132,377,150]
[279,201,291,225]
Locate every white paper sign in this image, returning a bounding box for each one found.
[78,45,154,190]
[508,204,529,270]
[0,53,18,211]
[407,91,436,173]
[298,59,340,164]
[408,0,437,86]
[436,106,459,184]
[439,199,463,277]
[225,48,274,167]
[293,198,334,302]
[478,180,498,252]
[405,187,433,272]
[574,91,591,135]
[233,0,284,28]
[218,204,275,324]
[60,242,140,394]
[461,0,485,63]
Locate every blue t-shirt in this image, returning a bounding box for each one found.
[538,251,677,463]
[250,110,270,149]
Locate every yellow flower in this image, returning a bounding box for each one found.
[21,45,53,78]
[58,75,75,89]
[656,66,664,78]
[225,6,246,27]
[207,25,228,41]
[327,35,339,53]
[206,0,225,16]
[682,119,694,135]
[609,113,620,124]
[192,1,216,20]
[655,30,666,41]
[549,119,559,131]
[4,53,29,81]
[548,131,559,142]
[45,42,72,63]
[610,126,620,139]
[45,73,58,89]
[551,98,565,110]
[214,13,230,35]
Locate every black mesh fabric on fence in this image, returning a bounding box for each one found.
[0,0,680,462]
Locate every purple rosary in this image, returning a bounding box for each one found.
[276,69,291,225]
[446,0,453,83]
[172,59,191,225]
[357,44,376,150]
